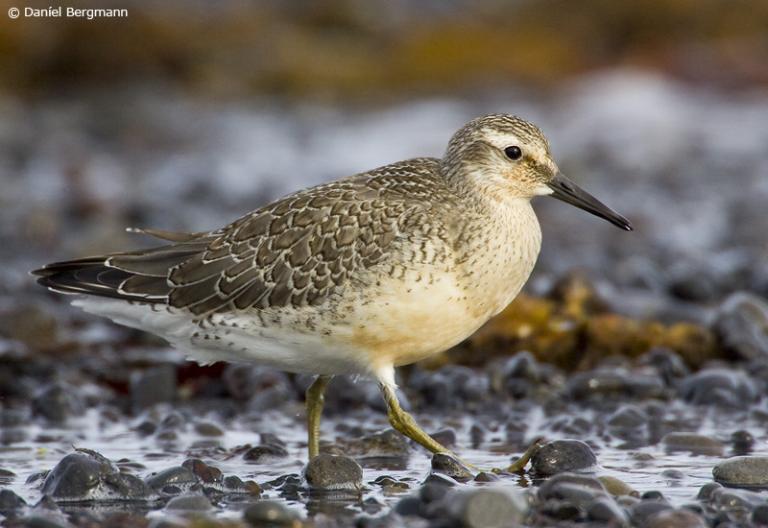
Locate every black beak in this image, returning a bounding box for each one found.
[547,173,633,231]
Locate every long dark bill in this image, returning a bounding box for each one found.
[547,173,633,231]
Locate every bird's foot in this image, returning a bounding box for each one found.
[491,436,545,474]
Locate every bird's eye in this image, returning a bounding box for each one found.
[504,146,522,160]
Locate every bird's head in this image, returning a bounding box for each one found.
[443,114,632,231]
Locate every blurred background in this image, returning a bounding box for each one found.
[1,1,768,522]
[1,0,767,361]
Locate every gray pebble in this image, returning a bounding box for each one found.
[41,449,149,501]
[431,453,473,482]
[0,488,26,513]
[587,496,629,526]
[679,368,757,408]
[644,508,707,528]
[714,456,768,488]
[32,384,84,424]
[243,443,289,463]
[453,488,528,528]
[145,466,198,491]
[243,500,298,526]
[712,292,768,362]
[531,440,597,476]
[662,433,724,456]
[165,494,212,511]
[304,454,362,491]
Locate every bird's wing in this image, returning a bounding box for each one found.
[33,158,453,317]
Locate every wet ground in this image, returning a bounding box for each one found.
[2,70,768,527]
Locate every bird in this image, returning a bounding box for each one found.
[33,114,631,469]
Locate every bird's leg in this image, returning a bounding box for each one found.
[496,436,545,474]
[380,382,476,469]
[306,375,332,459]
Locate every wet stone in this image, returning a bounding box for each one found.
[696,482,723,501]
[587,496,629,525]
[243,443,289,463]
[731,430,755,455]
[194,421,224,437]
[629,501,674,526]
[598,475,638,497]
[41,449,150,501]
[431,428,457,448]
[752,504,768,526]
[145,466,198,492]
[431,453,473,482]
[679,368,758,408]
[32,384,84,424]
[662,432,724,456]
[344,428,410,457]
[182,458,222,485]
[243,500,298,526]
[644,508,707,528]
[713,292,768,362]
[165,494,212,511]
[714,456,768,488]
[474,471,499,482]
[304,454,363,491]
[0,488,26,513]
[566,369,665,402]
[538,473,606,510]
[638,348,690,386]
[453,488,528,528]
[531,440,597,476]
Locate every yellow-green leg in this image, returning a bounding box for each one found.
[380,382,456,456]
[503,436,544,473]
[306,375,332,459]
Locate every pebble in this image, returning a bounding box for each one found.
[679,368,757,408]
[531,440,597,476]
[32,384,84,424]
[41,449,149,500]
[243,500,299,526]
[731,430,755,455]
[343,428,410,458]
[598,475,638,497]
[752,504,768,526]
[243,443,289,463]
[0,488,26,513]
[453,488,528,528]
[538,473,606,509]
[712,292,768,362]
[182,458,223,485]
[145,466,198,492]
[714,456,768,488]
[430,453,473,482]
[644,508,707,528]
[587,496,629,526]
[165,494,212,511]
[662,432,724,456]
[629,501,674,526]
[304,454,363,491]
[566,369,665,402]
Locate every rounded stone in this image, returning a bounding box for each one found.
[243,500,298,526]
[456,488,528,528]
[145,466,198,491]
[713,456,768,488]
[587,496,628,525]
[304,454,363,491]
[0,489,26,512]
[165,494,212,511]
[531,440,597,476]
[644,509,707,528]
[243,444,289,463]
[431,453,473,482]
[662,432,724,456]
